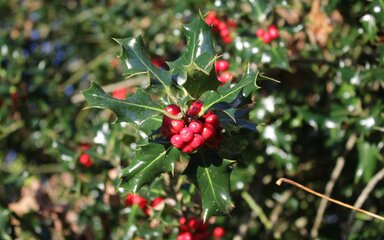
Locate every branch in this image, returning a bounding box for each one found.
[276,178,384,221]
[345,168,384,237]
[310,156,345,238]
[310,134,356,238]
[70,76,148,103]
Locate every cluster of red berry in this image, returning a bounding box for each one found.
[125,193,164,216]
[215,59,233,84]
[177,217,209,240]
[205,12,235,44]
[256,24,280,44]
[79,144,93,168]
[177,217,225,240]
[161,101,222,153]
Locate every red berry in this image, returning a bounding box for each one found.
[256,28,265,38]
[262,32,272,43]
[268,25,279,39]
[201,124,215,139]
[205,12,217,25]
[189,134,205,149]
[79,143,91,151]
[202,111,213,119]
[151,57,166,68]
[228,19,237,28]
[125,194,147,210]
[179,128,193,143]
[189,120,203,133]
[181,144,194,153]
[179,217,187,226]
[165,104,181,116]
[170,119,185,133]
[144,206,151,216]
[187,217,197,229]
[110,58,119,68]
[215,60,229,72]
[212,19,220,31]
[220,28,230,38]
[112,88,128,100]
[218,71,233,84]
[150,197,164,209]
[79,153,93,168]
[177,232,193,240]
[193,219,207,232]
[187,100,203,116]
[161,126,172,139]
[205,113,220,128]
[195,233,210,240]
[218,21,228,31]
[171,134,185,148]
[213,226,225,238]
[222,35,232,44]
[11,92,18,102]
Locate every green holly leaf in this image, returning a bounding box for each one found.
[270,46,291,71]
[355,139,380,183]
[114,36,172,91]
[185,152,235,221]
[120,144,180,192]
[200,67,260,113]
[248,0,273,22]
[168,15,216,87]
[182,66,221,98]
[82,82,164,125]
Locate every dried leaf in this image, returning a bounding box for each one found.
[306,0,333,47]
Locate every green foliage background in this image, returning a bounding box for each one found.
[0,0,383,239]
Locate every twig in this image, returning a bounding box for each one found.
[310,156,345,238]
[59,47,117,90]
[70,77,148,103]
[241,191,272,229]
[276,178,384,221]
[263,190,292,239]
[310,134,356,238]
[345,168,384,237]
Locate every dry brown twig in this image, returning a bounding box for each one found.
[276,178,384,222]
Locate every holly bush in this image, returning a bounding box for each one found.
[1,1,383,239]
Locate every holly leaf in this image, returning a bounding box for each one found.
[120,144,180,192]
[82,82,164,125]
[114,36,172,91]
[185,152,235,221]
[248,0,273,22]
[270,46,290,71]
[181,66,220,98]
[200,67,260,112]
[168,15,216,86]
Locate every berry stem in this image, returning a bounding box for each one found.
[276,178,384,221]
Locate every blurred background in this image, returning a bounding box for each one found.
[0,0,383,239]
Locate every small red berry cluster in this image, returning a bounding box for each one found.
[215,59,233,84]
[256,24,280,44]
[177,217,226,240]
[177,217,210,240]
[125,193,164,216]
[161,101,222,153]
[205,12,235,44]
[79,144,93,168]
